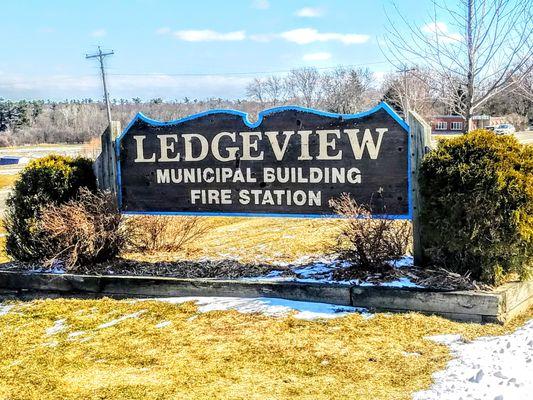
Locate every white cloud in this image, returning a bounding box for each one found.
[90,29,107,38]
[252,0,270,10]
[281,28,369,45]
[155,27,171,35]
[173,30,246,42]
[303,52,331,61]
[249,33,276,42]
[421,22,462,43]
[296,7,323,18]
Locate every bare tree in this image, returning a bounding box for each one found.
[383,0,533,130]
[321,67,375,113]
[264,75,287,105]
[285,67,322,108]
[513,62,533,101]
[245,78,266,104]
[381,68,436,119]
[245,75,287,105]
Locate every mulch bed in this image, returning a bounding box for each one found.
[0,259,294,280]
[332,265,492,291]
[0,258,492,291]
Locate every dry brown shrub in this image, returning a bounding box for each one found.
[38,189,125,270]
[125,215,209,253]
[329,193,412,272]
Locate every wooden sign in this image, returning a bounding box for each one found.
[116,102,410,218]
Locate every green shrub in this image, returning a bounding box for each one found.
[4,155,97,262]
[419,130,533,284]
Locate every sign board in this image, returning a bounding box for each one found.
[116,102,410,218]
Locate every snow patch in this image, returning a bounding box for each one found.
[154,297,371,320]
[68,331,86,339]
[155,321,172,329]
[427,334,463,345]
[98,310,146,329]
[241,255,422,288]
[389,256,413,268]
[414,319,533,400]
[380,277,422,288]
[292,263,333,278]
[0,305,13,316]
[45,319,67,336]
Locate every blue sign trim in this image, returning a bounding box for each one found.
[115,101,412,220]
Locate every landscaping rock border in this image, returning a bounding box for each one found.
[0,270,531,324]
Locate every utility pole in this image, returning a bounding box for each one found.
[397,66,415,120]
[86,46,114,127]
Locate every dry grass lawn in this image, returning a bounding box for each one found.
[0,215,343,265]
[0,298,530,400]
[0,174,17,189]
[125,216,343,264]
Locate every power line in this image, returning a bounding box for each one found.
[0,58,426,92]
[0,58,425,90]
[105,59,408,77]
[86,46,114,126]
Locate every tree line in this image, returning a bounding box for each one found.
[0,63,530,147]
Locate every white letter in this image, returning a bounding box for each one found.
[309,191,321,206]
[265,131,294,161]
[157,134,180,162]
[221,190,232,204]
[316,130,342,160]
[190,190,201,204]
[240,132,264,161]
[182,134,209,161]
[263,167,275,183]
[297,130,313,160]
[156,169,170,183]
[347,168,362,183]
[212,132,238,162]
[346,128,387,159]
[309,167,323,183]
[239,190,250,204]
[133,135,156,162]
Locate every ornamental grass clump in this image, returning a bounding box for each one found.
[419,129,533,284]
[4,155,97,262]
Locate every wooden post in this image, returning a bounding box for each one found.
[408,111,432,266]
[94,121,121,194]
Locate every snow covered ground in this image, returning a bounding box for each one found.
[150,296,371,320]
[242,255,423,288]
[413,319,533,400]
[2,296,532,397]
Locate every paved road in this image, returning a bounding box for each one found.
[514,130,533,144]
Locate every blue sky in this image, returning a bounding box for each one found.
[0,0,437,101]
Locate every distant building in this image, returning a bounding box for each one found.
[0,156,30,165]
[430,115,491,134]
